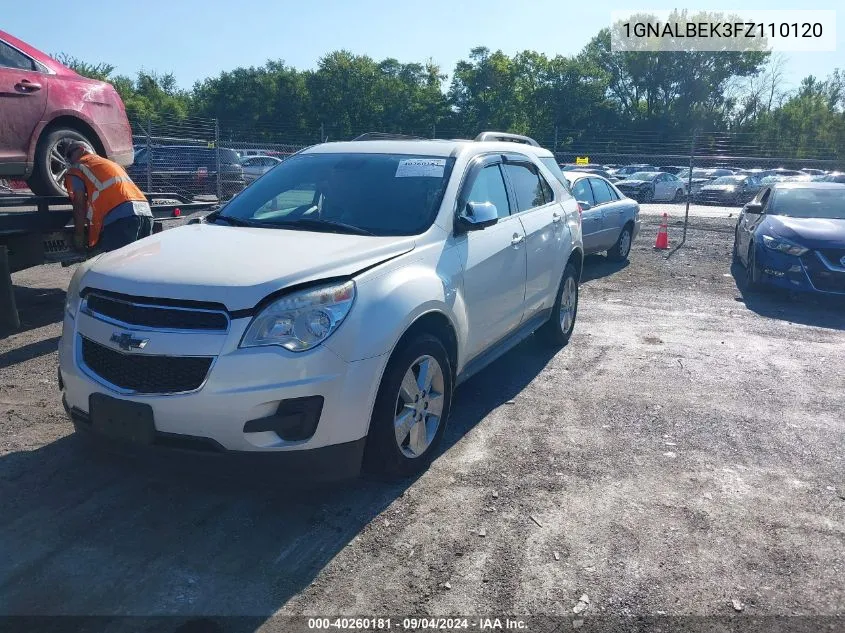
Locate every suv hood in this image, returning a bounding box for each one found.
[81,224,416,310]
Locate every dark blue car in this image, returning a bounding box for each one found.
[733,182,845,295]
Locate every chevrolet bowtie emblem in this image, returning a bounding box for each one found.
[110,332,149,351]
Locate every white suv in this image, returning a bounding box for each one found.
[59,132,583,479]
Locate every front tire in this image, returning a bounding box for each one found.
[28,128,95,196]
[640,187,654,203]
[746,243,761,289]
[672,188,684,203]
[607,224,633,262]
[364,334,453,478]
[541,262,579,346]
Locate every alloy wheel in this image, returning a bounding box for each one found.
[393,355,445,458]
[48,137,92,193]
[559,276,578,334]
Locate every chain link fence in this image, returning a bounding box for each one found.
[125,118,844,238]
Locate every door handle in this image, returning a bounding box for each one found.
[15,79,42,92]
[511,233,525,247]
[552,212,562,223]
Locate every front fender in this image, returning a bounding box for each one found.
[325,248,466,366]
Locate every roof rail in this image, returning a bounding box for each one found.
[474,131,540,147]
[352,132,428,141]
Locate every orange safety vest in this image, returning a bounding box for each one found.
[65,154,147,247]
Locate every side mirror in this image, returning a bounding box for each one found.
[745,202,764,214]
[577,200,593,211]
[456,201,499,232]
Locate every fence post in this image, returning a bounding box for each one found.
[145,116,152,193]
[215,119,222,202]
[319,123,325,143]
[554,125,559,152]
[683,131,696,244]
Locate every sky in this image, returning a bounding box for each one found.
[3,0,842,91]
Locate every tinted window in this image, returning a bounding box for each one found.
[467,164,511,218]
[768,187,845,219]
[221,153,455,236]
[0,41,35,71]
[589,178,613,205]
[504,163,546,211]
[571,179,595,206]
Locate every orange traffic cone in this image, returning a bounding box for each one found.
[654,212,669,250]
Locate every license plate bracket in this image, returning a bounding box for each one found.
[89,393,156,445]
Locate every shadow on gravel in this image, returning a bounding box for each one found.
[9,284,66,333]
[580,254,630,284]
[731,263,845,331]
[0,332,557,622]
[0,336,60,370]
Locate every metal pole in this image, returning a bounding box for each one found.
[320,123,324,144]
[0,246,21,332]
[215,119,222,202]
[684,131,695,244]
[554,125,559,152]
[145,116,152,193]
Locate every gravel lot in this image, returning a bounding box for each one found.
[1,217,843,630]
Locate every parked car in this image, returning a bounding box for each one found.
[127,145,246,199]
[733,182,845,295]
[560,165,617,182]
[800,168,827,176]
[240,155,284,183]
[610,164,657,179]
[0,29,134,196]
[564,171,640,259]
[658,165,688,175]
[58,132,584,479]
[615,171,686,203]
[694,175,762,205]
[820,172,845,184]
[676,168,735,196]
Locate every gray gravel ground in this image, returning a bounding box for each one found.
[1,216,843,630]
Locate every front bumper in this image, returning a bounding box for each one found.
[58,310,387,475]
[757,247,845,296]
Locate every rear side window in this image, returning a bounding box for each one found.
[572,179,595,206]
[539,157,571,193]
[589,178,614,205]
[467,164,511,218]
[504,163,547,212]
[0,41,35,71]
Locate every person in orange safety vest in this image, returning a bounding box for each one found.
[64,141,153,252]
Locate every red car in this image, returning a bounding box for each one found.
[0,30,134,196]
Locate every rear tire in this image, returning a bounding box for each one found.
[363,334,453,478]
[607,224,633,262]
[541,263,579,346]
[28,128,96,196]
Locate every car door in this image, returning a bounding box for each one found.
[586,177,622,249]
[737,187,771,261]
[0,39,48,169]
[502,157,564,317]
[653,173,670,200]
[456,155,528,360]
[571,177,602,253]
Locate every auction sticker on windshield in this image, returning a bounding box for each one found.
[395,158,446,178]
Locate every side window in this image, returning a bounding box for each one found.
[571,179,595,206]
[606,182,619,200]
[758,188,772,209]
[589,178,613,205]
[0,41,35,71]
[466,164,511,218]
[538,173,554,204]
[503,163,545,212]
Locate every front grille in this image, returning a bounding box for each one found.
[802,253,845,293]
[817,248,845,266]
[81,337,213,394]
[85,293,228,331]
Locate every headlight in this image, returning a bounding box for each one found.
[64,256,101,319]
[240,280,355,352]
[762,234,809,256]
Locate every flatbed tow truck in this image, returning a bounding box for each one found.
[0,190,217,330]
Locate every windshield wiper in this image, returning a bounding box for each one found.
[267,218,376,236]
[211,214,255,227]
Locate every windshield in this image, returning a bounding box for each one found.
[628,172,657,181]
[769,187,845,219]
[711,176,745,185]
[219,153,455,236]
[618,165,650,175]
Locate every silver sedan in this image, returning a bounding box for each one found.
[565,171,642,260]
[240,155,284,183]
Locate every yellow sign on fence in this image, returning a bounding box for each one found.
[575,156,589,165]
